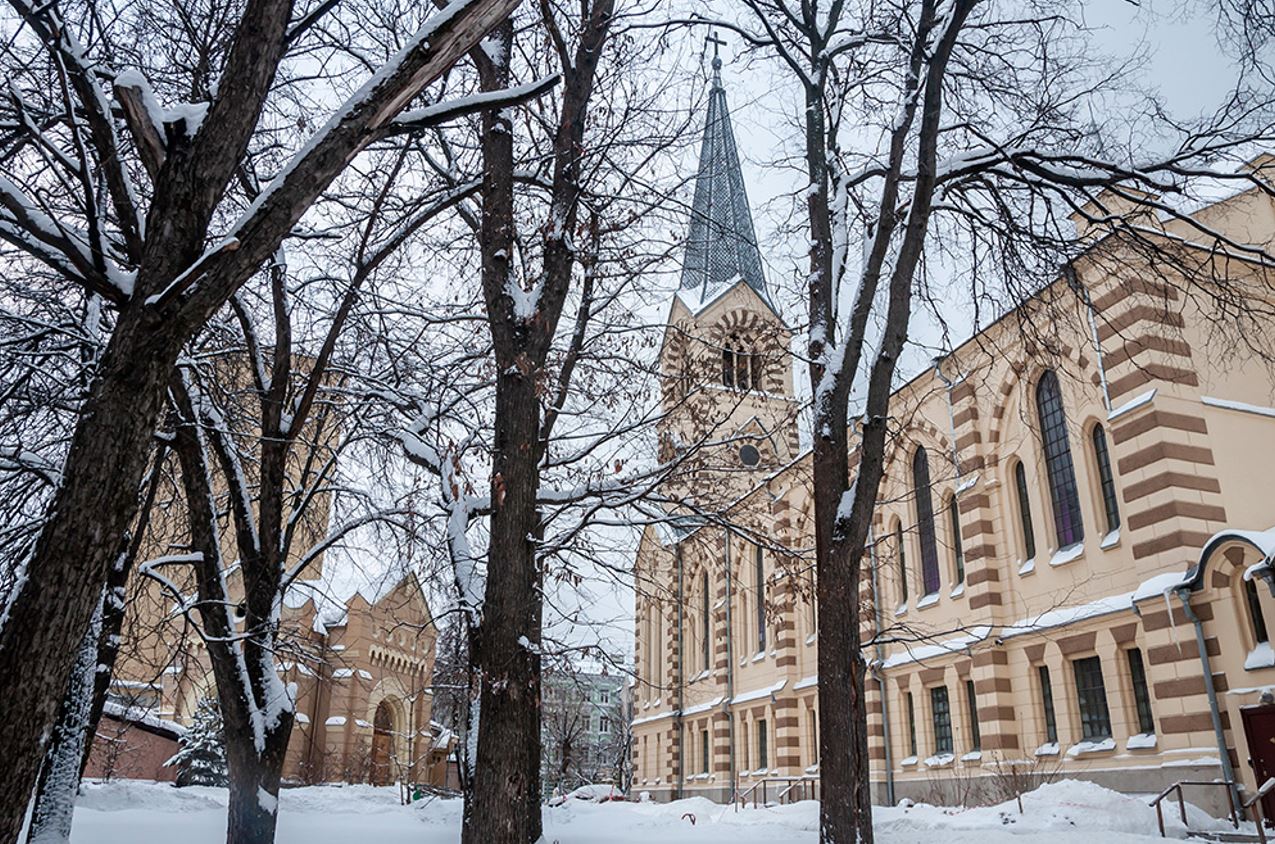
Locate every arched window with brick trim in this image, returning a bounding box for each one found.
[894,519,908,605]
[1090,423,1120,536]
[700,570,711,673]
[912,447,940,596]
[1035,370,1084,548]
[1013,459,1037,561]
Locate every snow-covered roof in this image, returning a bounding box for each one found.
[1184,525,1275,591]
[101,701,187,739]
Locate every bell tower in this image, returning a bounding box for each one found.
[658,44,799,496]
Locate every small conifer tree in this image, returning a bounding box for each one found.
[169,695,228,787]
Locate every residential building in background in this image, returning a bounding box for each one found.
[541,664,629,797]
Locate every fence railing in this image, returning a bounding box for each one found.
[1150,777,1275,841]
[732,775,821,810]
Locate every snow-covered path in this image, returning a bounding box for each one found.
[68,779,1246,843]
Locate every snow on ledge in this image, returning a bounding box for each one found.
[732,679,788,705]
[1049,543,1084,567]
[1202,395,1275,420]
[916,592,940,610]
[949,583,966,599]
[900,755,918,767]
[881,626,991,670]
[325,716,347,726]
[1100,529,1121,550]
[961,750,983,762]
[1066,737,1115,757]
[1018,558,1036,576]
[1034,742,1060,757]
[1109,388,1157,421]
[1246,641,1275,670]
[955,473,980,495]
[923,752,955,768]
[1126,732,1157,750]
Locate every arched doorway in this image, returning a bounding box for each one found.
[370,700,397,786]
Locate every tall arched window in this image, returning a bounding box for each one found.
[701,570,711,672]
[1035,371,1084,548]
[912,447,941,596]
[754,545,766,652]
[895,521,909,605]
[722,335,758,391]
[722,346,736,389]
[948,497,965,585]
[1014,461,1037,561]
[1091,424,1120,535]
[1246,577,1269,646]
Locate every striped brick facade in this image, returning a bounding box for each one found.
[634,166,1275,811]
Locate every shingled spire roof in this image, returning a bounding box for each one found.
[678,54,771,313]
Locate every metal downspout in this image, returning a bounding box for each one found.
[1176,586,1242,814]
[724,530,737,802]
[675,542,686,800]
[868,528,896,805]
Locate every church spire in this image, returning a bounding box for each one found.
[679,39,770,309]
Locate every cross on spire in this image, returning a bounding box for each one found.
[706,30,726,83]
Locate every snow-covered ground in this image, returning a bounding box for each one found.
[69,778,1249,843]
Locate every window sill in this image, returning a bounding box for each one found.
[923,752,955,768]
[899,755,918,767]
[1245,642,1275,670]
[1066,737,1115,757]
[1049,542,1084,568]
[961,750,983,763]
[1126,732,1157,751]
[1018,558,1037,576]
[949,583,966,599]
[1034,742,1060,757]
[895,603,908,617]
[916,592,940,610]
[751,651,766,663]
[1100,529,1121,550]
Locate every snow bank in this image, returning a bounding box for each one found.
[68,778,1244,843]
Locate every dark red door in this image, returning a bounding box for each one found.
[1240,703,1275,821]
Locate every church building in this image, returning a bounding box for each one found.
[631,56,1275,816]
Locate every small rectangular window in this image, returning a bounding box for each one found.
[1073,656,1112,740]
[757,719,768,769]
[739,720,748,771]
[701,728,709,773]
[930,686,953,754]
[965,679,981,751]
[905,692,917,757]
[1039,665,1058,744]
[1127,648,1155,735]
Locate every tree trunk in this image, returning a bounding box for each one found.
[25,600,103,844]
[0,310,180,844]
[224,739,286,844]
[463,369,544,844]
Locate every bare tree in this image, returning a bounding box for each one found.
[0,0,527,834]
